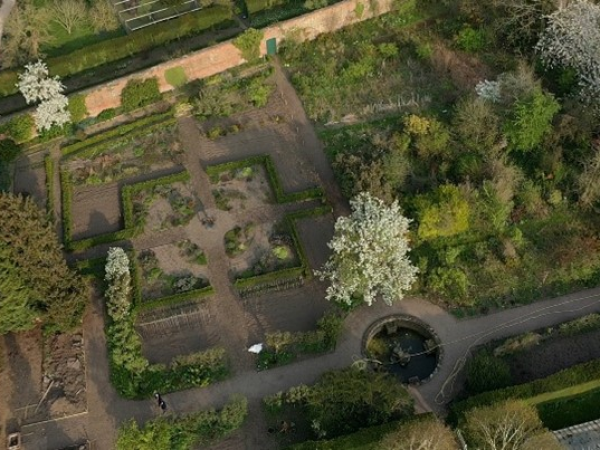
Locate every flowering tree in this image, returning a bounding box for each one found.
[316,192,418,307]
[536,0,600,106]
[16,60,71,131]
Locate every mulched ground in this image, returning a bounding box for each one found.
[508,329,600,384]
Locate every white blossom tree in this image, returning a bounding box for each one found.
[315,192,418,307]
[536,0,600,106]
[16,60,71,131]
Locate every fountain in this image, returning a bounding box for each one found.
[363,315,442,385]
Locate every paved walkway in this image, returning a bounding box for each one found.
[20,286,600,449]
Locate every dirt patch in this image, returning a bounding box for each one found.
[211,164,273,212]
[295,214,334,269]
[243,283,331,341]
[137,301,221,365]
[42,332,87,419]
[71,183,122,239]
[142,181,201,232]
[13,160,47,210]
[430,41,493,93]
[508,329,600,384]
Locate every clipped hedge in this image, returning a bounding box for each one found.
[450,358,600,423]
[121,77,161,112]
[135,285,215,312]
[246,0,286,14]
[75,256,108,279]
[60,110,174,158]
[0,6,234,98]
[537,387,600,430]
[206,154,325,203]
[44,155,55,215]
[68,94,88,123]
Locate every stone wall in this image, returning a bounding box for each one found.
[84,0,395,116]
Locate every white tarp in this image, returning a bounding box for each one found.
[247,343,264,354]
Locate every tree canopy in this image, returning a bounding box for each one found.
[0,193,88,333]
[316,192,418,307]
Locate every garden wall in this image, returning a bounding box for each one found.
[84,0,395,116]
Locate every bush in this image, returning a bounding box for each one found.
[455,26,487,52]
[116,395,247,449]
[68,94,88,123]
[233,28,264,61]
[121,78,161,112]
[164,66,188,88]
[246,0,284,14]
[465,349,512,395]
[97,108,117,121]
[0,139,21,164]
[7,114,35,143]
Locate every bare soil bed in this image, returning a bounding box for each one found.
[42,332,87,419]
[137,244,210,302]
[243,283,332,341]
[13,157,47,209]
[137,181,201,232]
[508,329,600,384]
[295,214,335,269]
[212,164,273,211]
[137,301,221,365]
[71,183,121,239]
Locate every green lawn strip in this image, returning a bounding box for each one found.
[205,154,325,204]
[536,387,600,430]
[62,170,189,251]
[526,378,600,406]
[449,358,600,424]
[134,286,215,312]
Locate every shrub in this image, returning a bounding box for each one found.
[0,139,21,164]
[7,114,35,143]
[233,28,264,61]
[164,66,188,88]
[68,94,88,123]
[465,349,512,395]
[121,78,161,111]
[455,26,487,52]
[97,108,117,121]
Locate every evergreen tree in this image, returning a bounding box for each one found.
[0,193,88,333]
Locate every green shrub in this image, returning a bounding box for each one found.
[0,139,21,163]
[68,94,88,123]
[116,395,247,449]
[465,350,512,395]
[44,155,54,215]
[537,387,600,430]
[246,0,284,14]
[121,78,161,112]
[7,114,35,143]
[455,26,487,52]
[97,108,117,121]
[558,313,600,337]
[233,28,264,61]
[164,66,188,88]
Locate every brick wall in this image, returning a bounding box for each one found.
[84,0,395,117]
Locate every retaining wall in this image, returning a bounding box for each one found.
[84,0,395,116]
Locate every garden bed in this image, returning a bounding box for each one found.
[136,244,210,304]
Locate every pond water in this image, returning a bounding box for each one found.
[365,323,439,383]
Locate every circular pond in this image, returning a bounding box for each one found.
[363,315,442,385]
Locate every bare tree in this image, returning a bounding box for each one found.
[89,0,120,33]
[380,419,460,450]
[50,0,87,35]
[577,142,600,208]
[464,400,554,450]
[2,0,52,68]
[0,0,16,49]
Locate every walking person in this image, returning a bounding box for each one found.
[154,392,167,413]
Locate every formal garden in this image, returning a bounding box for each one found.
[2,0,600,448]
